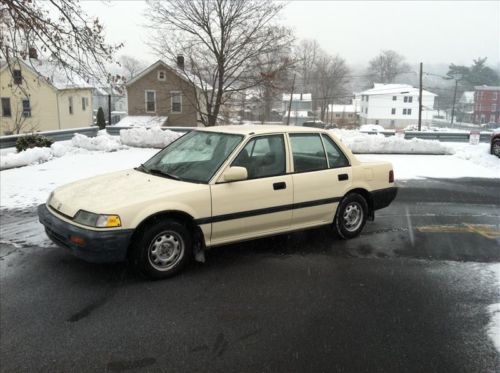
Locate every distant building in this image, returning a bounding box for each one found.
[0,59,93,135]
[458,91,474,123]
[126,59,205,127]
[282,93,315,125]
[358,84,437,129]
[93,86,128,125]
[326,104,357,127]
[473,86,500,124]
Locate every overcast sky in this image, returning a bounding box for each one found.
[81,0,500,68]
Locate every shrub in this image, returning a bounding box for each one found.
[96,107,106,130]
[16,134,54,152]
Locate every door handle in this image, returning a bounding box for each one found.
[338,174,349,181]
[273,182,286,190]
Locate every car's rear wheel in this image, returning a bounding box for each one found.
[334,193,368,239]
[492,139,500,157]
[131,220,192,279]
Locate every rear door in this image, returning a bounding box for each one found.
[289,133,352,228]
[209,134,293,246]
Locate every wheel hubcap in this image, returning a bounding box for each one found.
[343,202,363,232]
[148,231,184,271]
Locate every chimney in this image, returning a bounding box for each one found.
[28,47,37,59]
[176,55,185,70]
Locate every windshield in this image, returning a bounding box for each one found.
[141,131,243,183]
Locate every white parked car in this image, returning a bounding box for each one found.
[38,126,397,278]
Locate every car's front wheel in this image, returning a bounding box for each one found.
[131,220,192,279]
[492,139,500,157]
[334,193,368,239]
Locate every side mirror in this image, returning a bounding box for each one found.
[223,166,248,182]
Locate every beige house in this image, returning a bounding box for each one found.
[126,59,204,127]
[0,60,93,135]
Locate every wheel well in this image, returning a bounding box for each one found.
[346,188,373,213]
[129,211,205,254]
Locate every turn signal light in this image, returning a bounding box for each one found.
[69,235,86,247]
[389,170,394,183]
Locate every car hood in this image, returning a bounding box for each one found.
[49,169,201,218]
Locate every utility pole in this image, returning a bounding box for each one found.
[450,79,458,127]
[286,74,296,126]
[418,62,423,131]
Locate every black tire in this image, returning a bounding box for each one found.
[130,219,192,279]
[492,139,500,157]
[334,193,368,239]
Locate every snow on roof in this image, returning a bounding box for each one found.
[24,59,93,90]
[115,116,168,127]
[360,83,436,97]
[282,93,312,102]
[328,104,355,113]
[474,85,500,91]
[283,110,312,118]
[460,91,474,103]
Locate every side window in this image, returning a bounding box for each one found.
[232,135,285,179]
[290,133,327,173]
[321,134,349,168]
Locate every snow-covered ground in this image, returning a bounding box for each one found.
[487,264,500,353]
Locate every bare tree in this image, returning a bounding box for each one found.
[313,54,350,121]
[119,55,146,81]
[145,0,292,126]
[366,50,411,84]
[294,39,321,92]
[1,0,121,82]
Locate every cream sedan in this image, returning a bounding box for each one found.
[38,126,397,278]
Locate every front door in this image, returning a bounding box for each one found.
[210,134,293,246]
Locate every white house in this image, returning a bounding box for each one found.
[359,84,437,129]
[326,104,357,126]
[282,93,314,125]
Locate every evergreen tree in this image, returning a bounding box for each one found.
[446,58,499,89]
[96,107,106,130]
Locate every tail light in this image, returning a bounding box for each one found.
[389,170,394,183]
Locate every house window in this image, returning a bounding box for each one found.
[407,108,412,115]
[392,96,397,101]
[492,92,497,100]
[375,120,379,125]
[1,98,11,117]
[391,108,396,115]
[365,108,368,114]
[403,108,407,115]
[13,70,22,85]
[335,113,341,118]
[158,70,166,81]
[145,90,156,112]
[366,96,369,102]
[69,97,73,114]
[22,99,31,117]
[404,96,408,103]
[408,96,413,103]
[81,97,89,111]
[390,120,395,126]
[492,104,497,112]
[171,91,182,113]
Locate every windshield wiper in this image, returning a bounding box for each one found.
[148,168,182,181]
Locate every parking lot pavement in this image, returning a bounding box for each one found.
[1,178,499,372]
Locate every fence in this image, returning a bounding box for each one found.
[0,125,493,149]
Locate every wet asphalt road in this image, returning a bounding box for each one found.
[1,178,499,373]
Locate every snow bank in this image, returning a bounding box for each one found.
[0,147,52,170]
[120,127,182,148]
[359,124,385,132]
[114,115,168,127]
[487,264,500,353]
[333,130,453,155]
[71,130,123,152]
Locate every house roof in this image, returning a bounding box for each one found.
[125,60,207,90]
[474,85,500,91]
[18,59,93,90]
[282,93,312,102]
[360,83,437,97]
[328,104,355,113]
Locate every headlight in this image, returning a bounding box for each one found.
[73,210,121,228]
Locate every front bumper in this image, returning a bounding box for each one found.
[371,187,398,210]
[38,204,134,263]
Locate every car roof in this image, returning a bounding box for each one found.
[195,125,328,136]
